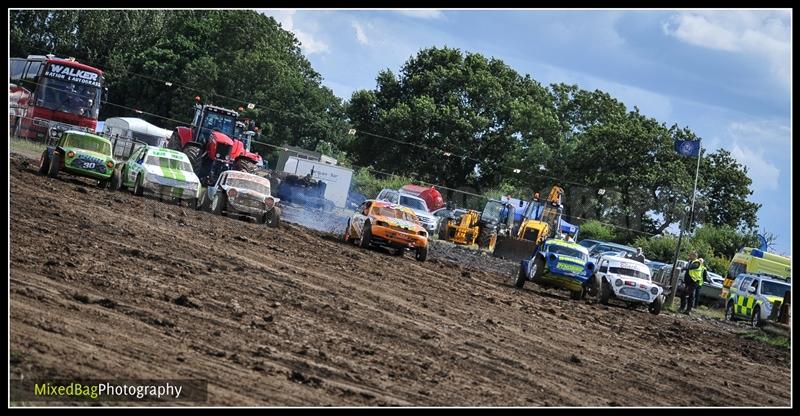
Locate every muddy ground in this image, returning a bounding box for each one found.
[9,153,791,406]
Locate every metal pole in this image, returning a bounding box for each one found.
[665,210,688,308]
[687,143,702,231]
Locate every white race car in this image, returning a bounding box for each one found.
[591,255,664,315]
[200,170,281,227]
[112,145,201,207]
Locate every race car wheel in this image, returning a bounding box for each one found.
[750,306,762,328]
[189,197,199,210]
[393,248,404,257]
[649,295,664,315]
[211,192,227,216]
[570,288,585,301]
[133,174,144,196]
[589,274,602,298]
[197,189,209,211]
[514,265,527,289]
[725,301,736,321]
[97,179,109,189]
[359,222,372,249]
[599,279,611,306]
[266,207,280,228]
[47,152,61,178]
[38,151,51,175]
[415,246,428,262]
[530,256,544,280]
[343,220,352,243]
[111,168,124,190]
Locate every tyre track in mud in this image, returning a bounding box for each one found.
[9,153,790,406]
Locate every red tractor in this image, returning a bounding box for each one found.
[168,97,262,185]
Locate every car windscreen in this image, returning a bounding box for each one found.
[609,266,650,281]
[545,244,587,261]
[64,134,110,155]
[399,195,428,211]
[761,281,790,297]
[373,206,417,222]
[578,240,598,249]
[226,178,269,195]
[146,155,192,173]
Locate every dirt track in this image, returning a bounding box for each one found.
[9,153,791,406]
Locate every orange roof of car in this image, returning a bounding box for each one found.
[369,199,417,215]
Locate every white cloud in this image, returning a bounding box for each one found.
[394,10,442,19]
[728,119,791,145]
[662,11,790,87]
[352,21,369,45]
[259,10,330,55]
[729,143,780,191]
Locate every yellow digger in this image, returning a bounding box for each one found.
[492,186,565,262]
[439,209,482,246]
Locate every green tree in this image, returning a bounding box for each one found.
[347,47,560,195]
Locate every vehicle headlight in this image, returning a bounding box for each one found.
[650,287,659,295]
[614,279,623,287]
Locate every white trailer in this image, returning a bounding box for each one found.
[282,156,353,208]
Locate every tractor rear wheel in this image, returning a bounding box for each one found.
[236,158,256,173]
[184,145,203,173]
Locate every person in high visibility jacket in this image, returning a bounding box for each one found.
[679,252,706,314]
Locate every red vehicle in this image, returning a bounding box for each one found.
[400,184,445,212]
[168,98,262,185]
[10,54,104,141]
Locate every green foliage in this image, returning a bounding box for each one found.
[634,235,678,263]
[578,220,616,242]
[10,10,350,159]
[351,168,414,202]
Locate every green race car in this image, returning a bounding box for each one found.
[38,130,115,186]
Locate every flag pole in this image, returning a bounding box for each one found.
[665,140,702,309]
[687,142,702,231]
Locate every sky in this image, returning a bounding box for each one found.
[260,9,792,255]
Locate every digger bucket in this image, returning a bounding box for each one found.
[492,236,538,262]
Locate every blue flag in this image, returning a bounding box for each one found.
[675,140,700,157]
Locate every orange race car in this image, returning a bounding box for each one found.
[343,199,429,261]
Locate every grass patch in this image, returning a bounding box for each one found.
[740,330,790,349]
[9,136,47,158]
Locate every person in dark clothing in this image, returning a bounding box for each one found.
[633,247,646,263]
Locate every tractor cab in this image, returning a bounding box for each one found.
[191,104,238,145]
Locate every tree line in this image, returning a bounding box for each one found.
[11,10,762,251]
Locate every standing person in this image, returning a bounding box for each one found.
[633,247,646,263]
[694,258,707,308]
[679,252,699,313]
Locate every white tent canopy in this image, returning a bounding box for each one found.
[103,117,171,146]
